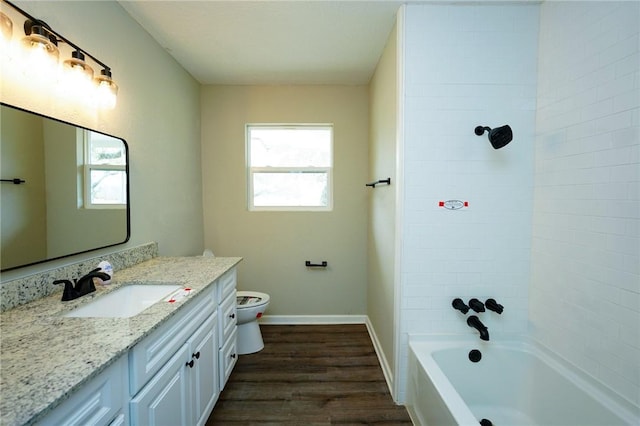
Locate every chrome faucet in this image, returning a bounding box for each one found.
[467,315,489,341]
[53,268,111,301]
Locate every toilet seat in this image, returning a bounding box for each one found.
[236,291,270,308]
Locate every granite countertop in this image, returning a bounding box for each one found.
[0,256,242,426]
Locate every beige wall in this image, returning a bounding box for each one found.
[367,23,398,382]
[1,1,203,280]
[42,122,126,258]
[201,85,369,315]
[0,107,47,268]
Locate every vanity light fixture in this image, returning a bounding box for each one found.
[59,49,95,102]
[2,0,119,108]
[94,68,119,109]
[63,50,94,82]
[21,19,59,81]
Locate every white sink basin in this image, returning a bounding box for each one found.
[64,284,183,318]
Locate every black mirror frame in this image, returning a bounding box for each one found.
[0,102,130,272]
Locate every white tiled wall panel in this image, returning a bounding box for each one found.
[531,1,640,406]
[397,3,539,402]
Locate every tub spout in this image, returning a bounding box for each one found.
[467,315,489,341]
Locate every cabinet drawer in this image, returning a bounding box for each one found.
[129,285,215,394]
[36,356,128,426]
[219,327,237,389]
[216,268,236,302]
[219,291,237,345]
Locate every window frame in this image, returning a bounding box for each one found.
[82,130,127,209]
[246,124,334,212]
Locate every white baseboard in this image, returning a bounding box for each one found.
[364,317,395,398]
[258,315,367,325]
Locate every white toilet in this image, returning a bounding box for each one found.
[236,291,270,355]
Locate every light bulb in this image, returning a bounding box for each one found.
[59,50,94,103]
[21,25,59,84]
[94,68,118,109]
[63,50,93,82]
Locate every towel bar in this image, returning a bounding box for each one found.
[1,178,25,184]
[366,178,391,188]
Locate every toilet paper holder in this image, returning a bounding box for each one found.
[305,261,328,268]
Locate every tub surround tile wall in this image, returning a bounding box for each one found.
[0,242,158,312]
[396,3,539,402]
[396,0,639,408]
[531,1,640,407]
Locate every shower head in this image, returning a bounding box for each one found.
[474,125,513,149]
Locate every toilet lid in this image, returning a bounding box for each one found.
[236,291,270,307]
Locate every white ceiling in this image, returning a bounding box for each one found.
[118,0,402,85]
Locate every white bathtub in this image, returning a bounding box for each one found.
[406,336,639,426]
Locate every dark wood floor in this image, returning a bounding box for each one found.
[206,324,412,425]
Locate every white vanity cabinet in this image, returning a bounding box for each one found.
[34,355,129,426]
[32,266,238,426]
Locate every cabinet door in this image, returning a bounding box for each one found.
[189,314,219,426]
[130,344,190,426]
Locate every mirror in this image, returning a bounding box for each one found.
[1,103,130,271]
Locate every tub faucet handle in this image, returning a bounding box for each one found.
[485,298,504,314]
[468,298,485,313]
[451,298,470,314]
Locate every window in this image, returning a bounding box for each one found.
[247,124,333,211]
[83,130,127,208]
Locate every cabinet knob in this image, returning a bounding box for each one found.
[230,353,236,359]
[192,351,200,359]
[186,360,195,368]
[229,313,235,319]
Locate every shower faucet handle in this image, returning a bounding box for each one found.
[468,298,485,313]
[485,298,504,314]
[451,298,470,314]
